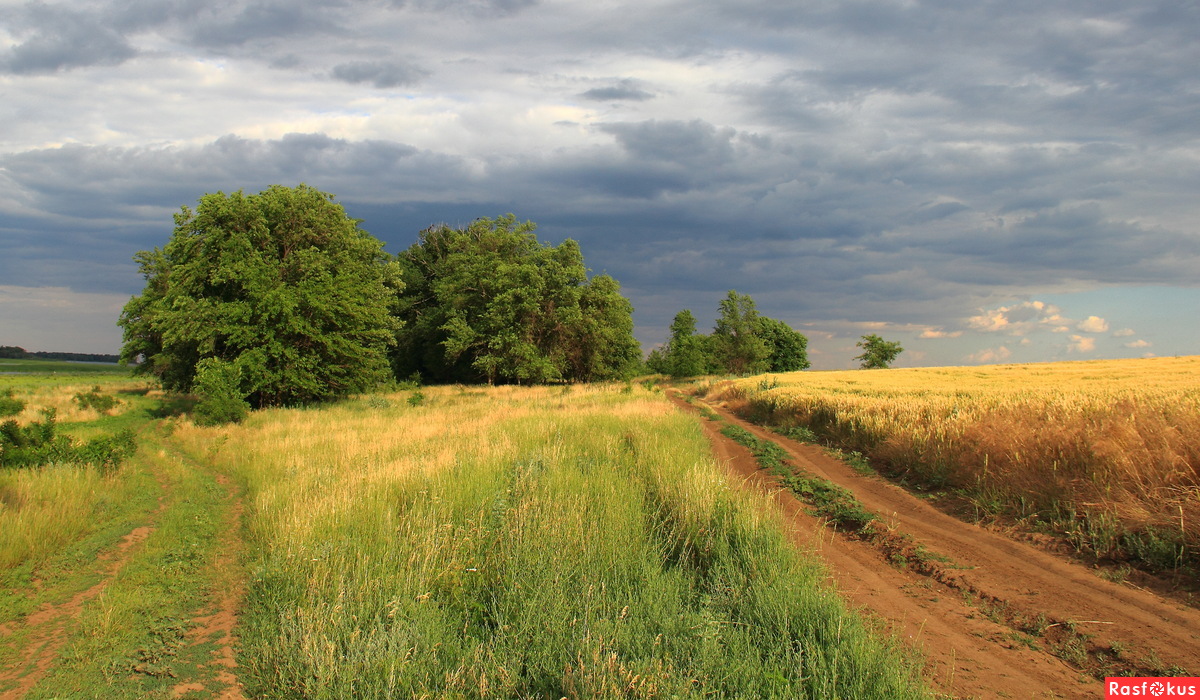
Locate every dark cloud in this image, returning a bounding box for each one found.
[186,1,342,47]
[331,60,428,88]
[579,79,655,102]
[1,3,137,73]
[1,0,1198,362]
[0,133,473,293]
[597,120,737,169]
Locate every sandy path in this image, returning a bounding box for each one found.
[671,390,1200,699]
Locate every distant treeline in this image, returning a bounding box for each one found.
[0,346,120,363]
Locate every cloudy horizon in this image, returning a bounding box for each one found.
[2,0,1197,369]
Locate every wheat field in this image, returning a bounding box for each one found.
[706,356,1200,572]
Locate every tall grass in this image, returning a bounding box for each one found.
[706,357,1200,572]
[0,379,153,573]
[0,465,114,570]
[0,377,147,428]
[172,384,929,698]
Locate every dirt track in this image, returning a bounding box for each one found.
[171,472,248,700]
[670,390,1200,700]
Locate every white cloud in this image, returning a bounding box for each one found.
[1112,328,1136,337]
[966,301,1068,336]
[1068,334,1096,353]
[966,346,1013,364]
[919,328,963,339]
[1123,339,1151,349]
[1076,315,1109,333]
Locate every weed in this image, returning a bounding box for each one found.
[396,372,422,391]
[366,395,391,410]
[1,408,136,472]
[824,446,874,476]
[1099,564,1133,584]
[781,425,819,443]
[73,386,121,413]
[720,424,879,532]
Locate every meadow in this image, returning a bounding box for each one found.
[0,365,151,571]
[168,383,929,698]
[702,356,1200,575]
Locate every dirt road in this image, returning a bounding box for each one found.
[0,431,247,699]
[670,390,1200,700]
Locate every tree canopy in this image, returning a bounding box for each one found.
[855,334,904,369]
[756,316,811,372]
[391,215,640,384]
[712,290,770,375]
[651,291,809,377]
[119,184,400,408]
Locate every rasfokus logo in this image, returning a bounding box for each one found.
[1106,678,1200,697]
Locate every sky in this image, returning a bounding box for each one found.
[1,0,1197,369]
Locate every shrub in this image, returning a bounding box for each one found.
[191,358,250,426]
[73,385,121,412]
[0,408,136,472]
[0,389,24,418]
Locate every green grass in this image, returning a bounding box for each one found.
[24,428,235,698]
[721,424,879,532]
[0,369,239,697]
[170,384,931,698]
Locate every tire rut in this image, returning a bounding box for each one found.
[171,473,248,700]
[0,494,169,699]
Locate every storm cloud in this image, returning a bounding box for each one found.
[1,0,1197,364]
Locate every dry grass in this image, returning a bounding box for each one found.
[0,465,115,569]
[1,379,149,426]
[707,357,1200,570]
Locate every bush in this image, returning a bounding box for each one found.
[0,390,24,418]
[0,408,136,472]
[73,386,121,412]
[191,359,250,426]
[75,429,139,471]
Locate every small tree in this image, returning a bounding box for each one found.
[191,358,250,426]
[0,389,25,418]
[664,310,710,378]
[855,334,903,369]
[756,317,810,372]
[712,291,769,375]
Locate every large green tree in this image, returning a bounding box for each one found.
[119,184,400,407]
[391,215,640,384]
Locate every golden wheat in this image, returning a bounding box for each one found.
[711,356,1200,567]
